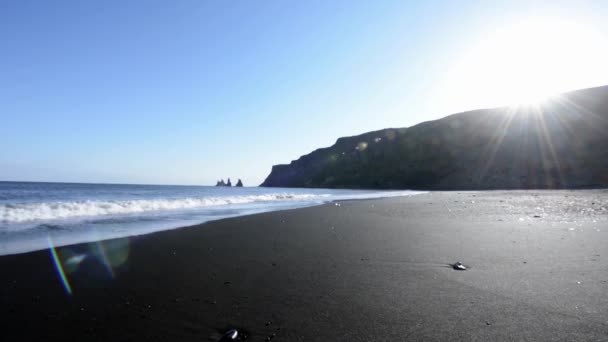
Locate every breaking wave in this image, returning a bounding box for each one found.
[0,193,330,223]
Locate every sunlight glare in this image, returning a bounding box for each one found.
[441,18,608,109]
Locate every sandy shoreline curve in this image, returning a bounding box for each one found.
[1,190,607,341]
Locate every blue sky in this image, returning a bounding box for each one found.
[1,1,607,185]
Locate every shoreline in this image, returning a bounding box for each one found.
[0,189,426,257]
[1,190,607,341]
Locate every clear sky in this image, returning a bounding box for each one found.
[2,0,607,185]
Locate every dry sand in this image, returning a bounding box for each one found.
[1,190,607,341]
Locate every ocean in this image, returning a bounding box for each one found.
[0,181,424,255]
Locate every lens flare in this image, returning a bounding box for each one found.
[90,238,130,279]
[93,241,115,278]
[47,236,72,296]
[65,254,86,266]
[356,142,368,151]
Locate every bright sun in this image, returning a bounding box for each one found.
[442,18,608,109]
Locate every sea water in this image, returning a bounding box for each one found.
[0,181,424,255]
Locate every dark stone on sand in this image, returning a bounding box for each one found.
[221,329,238,341]
[452,262,467,270]
[220,328,248,341]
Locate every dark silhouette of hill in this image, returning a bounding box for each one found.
[261,85,608,189]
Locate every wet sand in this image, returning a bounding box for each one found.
[1,190,608,341]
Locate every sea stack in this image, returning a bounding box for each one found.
[236,179,243,187]
[226,178,232,187]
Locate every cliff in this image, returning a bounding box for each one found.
[261,86,608,189]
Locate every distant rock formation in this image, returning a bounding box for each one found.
[236,179,243,187]
[261,85,608,190]
[216,178,235,187]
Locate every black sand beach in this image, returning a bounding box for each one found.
[1,191,607,341]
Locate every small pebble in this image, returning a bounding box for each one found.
[220,329,239,341]
[452,262,467,271]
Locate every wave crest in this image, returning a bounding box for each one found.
[0,194,329,223]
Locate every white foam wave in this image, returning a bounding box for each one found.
[0,194,330,223]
